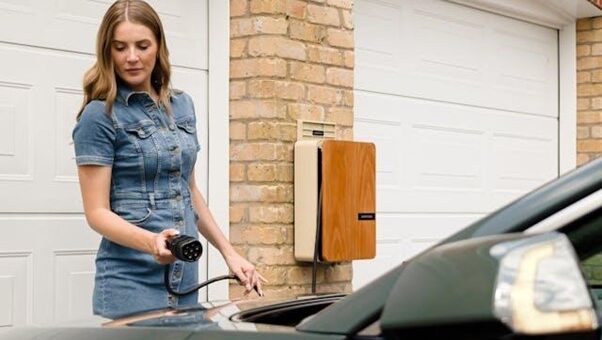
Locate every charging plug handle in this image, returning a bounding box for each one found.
[167,235,203,262]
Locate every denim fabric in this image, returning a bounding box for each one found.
[73,83,202,319]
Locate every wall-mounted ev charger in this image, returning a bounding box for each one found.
[294,138,376,292]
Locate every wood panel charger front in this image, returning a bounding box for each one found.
[321,140,376,262]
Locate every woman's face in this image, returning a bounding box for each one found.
[111,20,158,93]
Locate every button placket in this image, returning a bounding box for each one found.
[163,122,186,234]
[167,294,177,307]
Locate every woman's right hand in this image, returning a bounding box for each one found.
[152,229,179,264]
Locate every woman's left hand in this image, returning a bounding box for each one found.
[225,253,267,297]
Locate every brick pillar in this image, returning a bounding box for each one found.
[229,0,354,298]
[577,18,602,166]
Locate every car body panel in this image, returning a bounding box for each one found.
[379,235,516,330]
[0,327,345,340]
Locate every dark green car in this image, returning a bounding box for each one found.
[3,158,602,340]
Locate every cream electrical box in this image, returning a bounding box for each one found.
[294,139,376,262]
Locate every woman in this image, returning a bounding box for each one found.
[72,0,263,319]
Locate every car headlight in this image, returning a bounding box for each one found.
[491,232,598,335]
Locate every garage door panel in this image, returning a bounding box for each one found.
[492,133,557,190]
[413,4,483,84]
[0,217,99,325]
[356,0,557,116]
[354,119,402,188]
[354,0,400,70]
[151,1,208,69]
[493,26,557,112]
[53,250,96,324]
[0,45,91,213]
[0,1,207,69]
[0,251,31,327]
[355,90,558,213]
[0,82,32,181]
[411,124,484,190]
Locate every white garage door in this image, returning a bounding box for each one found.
[353,0,559,288]
[0,1,209,326]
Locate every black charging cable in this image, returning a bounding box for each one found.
[164,234,259,297]
[164,266,237,297]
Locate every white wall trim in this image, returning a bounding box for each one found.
[559,23,577,175]
[207,0,230,300]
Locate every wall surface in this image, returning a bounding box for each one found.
[229,0,355,298]
[577,17,602,166]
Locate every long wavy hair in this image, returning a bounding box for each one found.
[77,0,171,119]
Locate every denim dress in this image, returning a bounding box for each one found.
[72,83,201,319]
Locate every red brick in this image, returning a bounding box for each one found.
[578,140,602,152]
[578,56,602,71]
[286,0,307,19]
[231,17,288,37]
[250,0,286,14]
[307,45,344,66]
[230,58,287,79]
[248,36,306,60]
[230,163,246,182]
[307,4,340,26]
[307,85,342,105]
[578,19,593,31]
[231,143,277,161]
[230,204,247,223]
[578,111,602,124]
[341,9,353,29]
[248,245,296,264]
[327,28,354,48]
[327,0,352,9]
[230,0,248,17]
[230,121,246,140]
[230,100,287,119]
[290,20,327,43]
[326,67,353,87]
[230,81,246,100]
[290,61,326,83]
[578,84,602,97]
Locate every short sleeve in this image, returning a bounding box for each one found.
[72,101,115,166]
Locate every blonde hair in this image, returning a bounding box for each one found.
[77,0,171,119]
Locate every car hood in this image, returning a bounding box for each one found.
[103,293,345,333]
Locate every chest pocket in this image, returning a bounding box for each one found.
[175,118,200,152]
[123,120,159,155]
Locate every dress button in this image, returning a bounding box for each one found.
[176,195,183,201]
[169,124,175,130]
